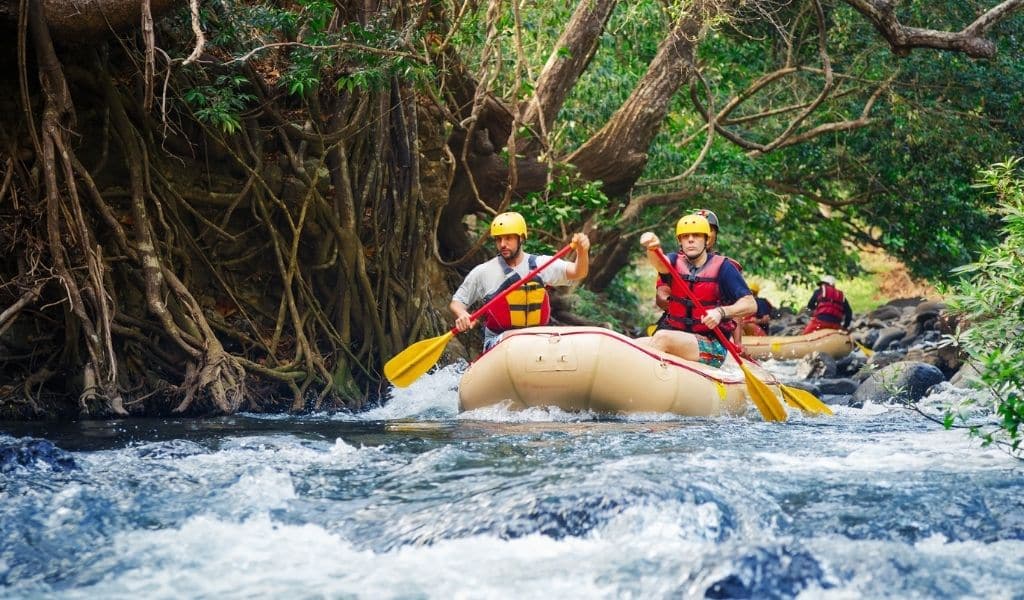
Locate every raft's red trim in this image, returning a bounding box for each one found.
[745,329,850,349]
[489,328,750,385]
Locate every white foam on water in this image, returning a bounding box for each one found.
[457,402,599,423]
[750,425,1015,474]
[220,468,296,511]
[791,533,1024,600]
[57,498,760,599]
[358,362,464,421]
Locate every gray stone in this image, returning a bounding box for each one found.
[867,305,902,321]
[821,394,856,406]
[950,362,985,389]
[815,378,859,395]
[795,351,837,380]
[914,301,946,320]
[851,361,947,406]
[835,354,867,378]
[854,329,879,348]
[872,327,907,351]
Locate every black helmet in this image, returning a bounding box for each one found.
[694,209,719,232]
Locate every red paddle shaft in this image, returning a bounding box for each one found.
[454,243,575,334]
[652,248,746,363]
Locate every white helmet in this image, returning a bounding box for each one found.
[821,275,836,286]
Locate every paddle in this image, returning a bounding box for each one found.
[855,340,875,357]
[384,243,575,387]
[651,248,797,421]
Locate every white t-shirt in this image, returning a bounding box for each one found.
[452,253,572,308]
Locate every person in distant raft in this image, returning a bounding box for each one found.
[450,212,590,351]
[651,208,745,346]
[742,282,775,337]
[802,275,852,333]
[637,214,755,367]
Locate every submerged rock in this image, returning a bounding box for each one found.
[851,361,946,407]
[0,438,76,473]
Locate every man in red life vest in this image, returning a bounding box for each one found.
[637,214,755,367]
[652,209,745,346]
[802,275,853,333]
[449,212,590,350]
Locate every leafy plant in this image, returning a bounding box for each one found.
[946,157,1024,458]
[184,74,255,134]
[510,172,610,252]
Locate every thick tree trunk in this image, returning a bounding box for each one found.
[1,0,183,38]
[568,1,726,197]
[567,1,728,291]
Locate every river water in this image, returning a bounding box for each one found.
[2,362,1022,599]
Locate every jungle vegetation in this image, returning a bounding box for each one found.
[0,0,1021,418]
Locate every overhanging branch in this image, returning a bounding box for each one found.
[843,0,1024,59]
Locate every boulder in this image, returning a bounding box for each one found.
[834,353,868,379]
[851,361,946,407]
[872,327,907,351]
[914,301,946,321]
[950,362,985,389]
[795,351,837,379]
[866,350,907,371]
[867,305,902,321]
[815,378,860,395]
[853,328,879,349]
[821,394,856,407]
[904,343,962,379]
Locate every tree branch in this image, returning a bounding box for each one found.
[843,0,1024,59]
[518,0,619,154]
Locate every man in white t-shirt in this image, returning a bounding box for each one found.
[450,212,590,350]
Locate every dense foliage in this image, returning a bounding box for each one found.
[947,158,1024,457]
[460,1,1024,285]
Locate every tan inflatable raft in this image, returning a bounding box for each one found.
[742,328,853,360]
[458,326,769,416]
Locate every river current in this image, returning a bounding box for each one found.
[2,362,1022,599]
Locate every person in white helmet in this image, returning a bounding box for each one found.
[803,275,852,333]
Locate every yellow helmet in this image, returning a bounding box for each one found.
[749,282,761,295]
[490,212,528,239]
[675,214,711,238]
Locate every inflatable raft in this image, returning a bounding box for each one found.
[741,328,853,360]
[458,326,772,416]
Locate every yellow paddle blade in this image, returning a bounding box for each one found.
[384,331,455,388]
[738,362,787,422]
[855,341,875,357]
[780,385,833,416]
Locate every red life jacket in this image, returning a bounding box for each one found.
[812,283,846,323]
[712,251,743,273]
[661,252,737,338]
[653,251,742,291]
[482,254,552,333]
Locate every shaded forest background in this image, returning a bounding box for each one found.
[0,0,1021,418]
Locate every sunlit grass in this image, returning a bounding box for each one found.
[750,249,941,314]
